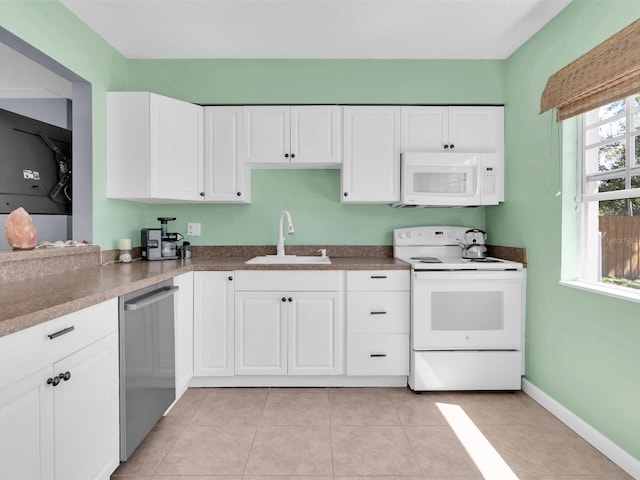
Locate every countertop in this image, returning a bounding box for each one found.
[0,255,409,338]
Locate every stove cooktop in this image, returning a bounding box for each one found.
[393,226,524,271]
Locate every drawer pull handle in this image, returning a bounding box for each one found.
[370,353,387,358]
[370,311,387,315]
[47,326,75,340]
[370,275,387,279]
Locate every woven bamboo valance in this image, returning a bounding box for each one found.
[540,17,640,121]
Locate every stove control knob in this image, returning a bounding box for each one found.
[407,232,414,238]
[397,232,405,239]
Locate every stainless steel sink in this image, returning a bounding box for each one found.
[245,255,331,265]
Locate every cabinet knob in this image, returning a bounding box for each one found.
[282,297,287,302]
[450,144,455,149]
[200,192,205,197]
[284,153,289,158]
[47,377,61,387]
[236,192,241,197]
[59,371,71,382]
[288,297,293,302]
[228,276,233,281]
[343,192,348,197]
[444,144,449,149]
[291,153,296,159]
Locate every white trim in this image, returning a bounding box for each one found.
[189,375,408,388]
[560,279,640,304]
[523,379,640,479]
[582,187,640,202]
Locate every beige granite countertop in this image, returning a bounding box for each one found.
[0,254,409,338]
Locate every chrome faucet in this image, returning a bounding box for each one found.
[276,210,295,256]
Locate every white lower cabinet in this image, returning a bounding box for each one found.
[0,366,53,479]
[234,271,344,376]
[346,271,410,376]
[193,271,235,376]
[53,333,119,480]
[235,291,287,375]
[0,299,119,480]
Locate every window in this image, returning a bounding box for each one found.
[579,94,640,290]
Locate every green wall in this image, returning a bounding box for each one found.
[488,0,640,459]
[127,59,505,246]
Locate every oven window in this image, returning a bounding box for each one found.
[414,172,468,194]
[432,291,504,330]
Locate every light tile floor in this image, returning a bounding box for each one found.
[111,387,632,480]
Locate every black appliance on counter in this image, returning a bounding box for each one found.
[141,217,182,260]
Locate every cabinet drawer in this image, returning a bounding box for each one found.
[347,334,409,376]
[347,271,409,291]
[0,299,118,388]
[347,292,409,333]
[235,270,343,291]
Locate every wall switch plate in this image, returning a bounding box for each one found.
[187,222,201,236]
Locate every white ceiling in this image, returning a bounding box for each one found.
[59,0,572,60]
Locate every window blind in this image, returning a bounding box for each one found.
[540,18,640,121]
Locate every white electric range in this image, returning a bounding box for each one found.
[394,226,525,391]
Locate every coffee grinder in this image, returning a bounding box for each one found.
[141,217,181,260]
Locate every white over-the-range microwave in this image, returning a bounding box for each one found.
[393,152,504,207]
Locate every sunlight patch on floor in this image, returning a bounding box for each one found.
[436,402,519,480]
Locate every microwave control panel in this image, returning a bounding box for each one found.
[481,166,497,195]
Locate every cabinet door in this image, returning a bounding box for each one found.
[53,332,119,480]
[288,291,343,375]
[174,272,194,396]
[203,107,251,203]
[243,106,290,164]
[448,106,503,153]
[235,292,287,375]
[401,106,448,152]
[150,93,204,201]
[194,272,235,376]
[291,106,341,166]
[342,106,401,203]
[0,367,54,480]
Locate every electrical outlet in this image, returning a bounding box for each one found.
[187,222,201,236]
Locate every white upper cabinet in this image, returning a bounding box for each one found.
[342,106,401,203]
[401,106,504,154]
[243,106,342,167]
[107,92,204,202]
[203,107,251,203]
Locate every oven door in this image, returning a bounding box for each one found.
[412,270,523,350]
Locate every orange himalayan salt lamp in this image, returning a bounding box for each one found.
[5,207,37,250]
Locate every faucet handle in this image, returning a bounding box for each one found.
[317,249,327,257]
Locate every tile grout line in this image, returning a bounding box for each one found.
[395,393,429,478]
[241,386,271,476]
[150,389,209,476]
[328,387,335,478]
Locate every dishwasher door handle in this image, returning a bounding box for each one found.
[124,286,179,311]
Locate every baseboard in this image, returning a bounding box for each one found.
[522,378,640,479]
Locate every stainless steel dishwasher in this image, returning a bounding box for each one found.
[119,279,178,460]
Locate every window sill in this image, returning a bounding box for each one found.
[560,280,640,304]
